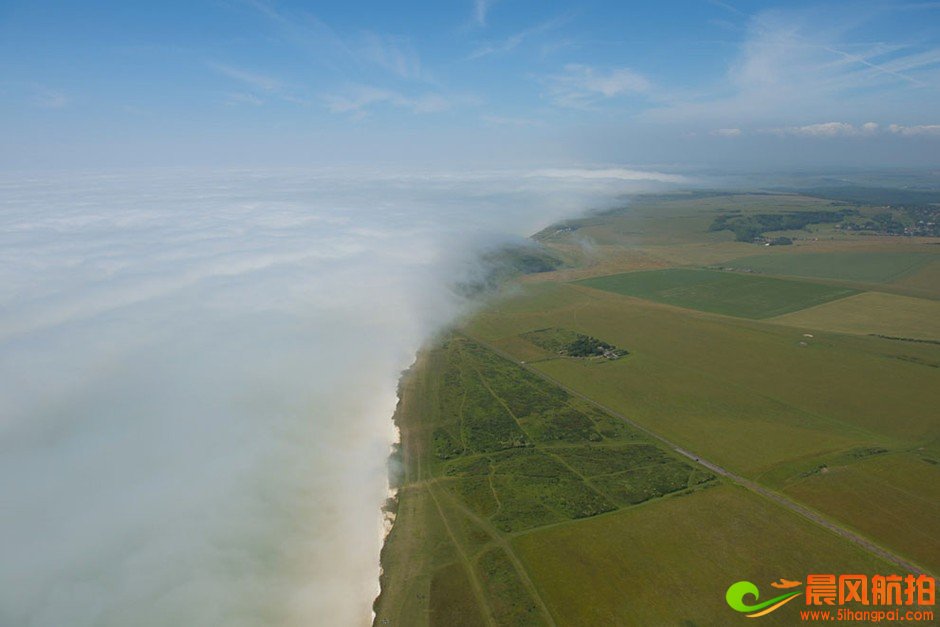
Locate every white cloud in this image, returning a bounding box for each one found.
[756,121,940,139]
[208,62,283,92]
[769,121,862,137]
[358,32,424,81]
[542,64,650,109]
[888,123,940,137]
[243,3,427,83]
[322,84,454,117]
[468,16,566,59]
[0,167,685,626]
[480,114,542,127]
[527,167,689,184]
[473,0,495,26]
[225,92,265,106]
[710,127,742,137]
[644,7,940,126]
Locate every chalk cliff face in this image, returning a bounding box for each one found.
[0,167,672,626]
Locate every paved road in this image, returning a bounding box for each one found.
[474,336,935,578]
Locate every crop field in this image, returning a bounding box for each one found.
[513,484,894,626]
[723,251,937,283]
[783,451,940,573]
[575,268,858,318]
[771,291,940,340]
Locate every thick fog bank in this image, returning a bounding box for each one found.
[0,167,684,626]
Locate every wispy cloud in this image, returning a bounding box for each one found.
[714,121,940,139]
[645,7,940,126]
[358,32,424,81]
[541,64,650,109]
[242,0,357,71]
[888,123,940,136]
[225,92,265,107]
[209,62,283,92]
[208,62,309,106]
[480,114,542,127]
[468,15,567,59]
[708,0,746,17]
[34,87,69,109]
[473,0,495,26]
[764,121,880,137]
[322,84,455,118]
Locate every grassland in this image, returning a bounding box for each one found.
[782,451,940,573]
[722,251,937,283]
[471,281,939,474]
[891,258,940,299]
[513,485,894,626]
[375,336,719,625]
[378,190,940,626]
[771,291,940,340]
[575,268,858,319]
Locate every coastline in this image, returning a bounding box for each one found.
[371,352,429,625]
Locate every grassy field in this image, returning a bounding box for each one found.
[513,484,894,626]
[471,281,938,470]
[378,191,940,626]
[783,451,940,573]
[722,251,937,283]
[375,336,720,626]
[771,291,940,340]
[892,258,940,299]
[575,268,858,319]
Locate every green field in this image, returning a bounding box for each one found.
[471,282,938,474]
[771,291,940,340]
[783,451,940,573]
[375,336,719,625]
[724,251,937,283]
[379,190,940,626]
[514,485,894,626]
[575,268,858,318]
[892,258,940,299]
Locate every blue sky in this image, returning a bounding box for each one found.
[2,0,940,168]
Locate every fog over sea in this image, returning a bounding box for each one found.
[0,167,685,626]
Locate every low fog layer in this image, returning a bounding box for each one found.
[0,167,684,626]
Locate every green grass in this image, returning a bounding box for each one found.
[475,547,545,625]
[771,291,940,340]
[376,335,722,625]
[513,484,895,626]
[434,337,706,532]
[379,189,940,625]
[468,282,938,475]
[784,451,940,573]
[575,268,858,318]
[724,251,937,283]
[429,561,487,626]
